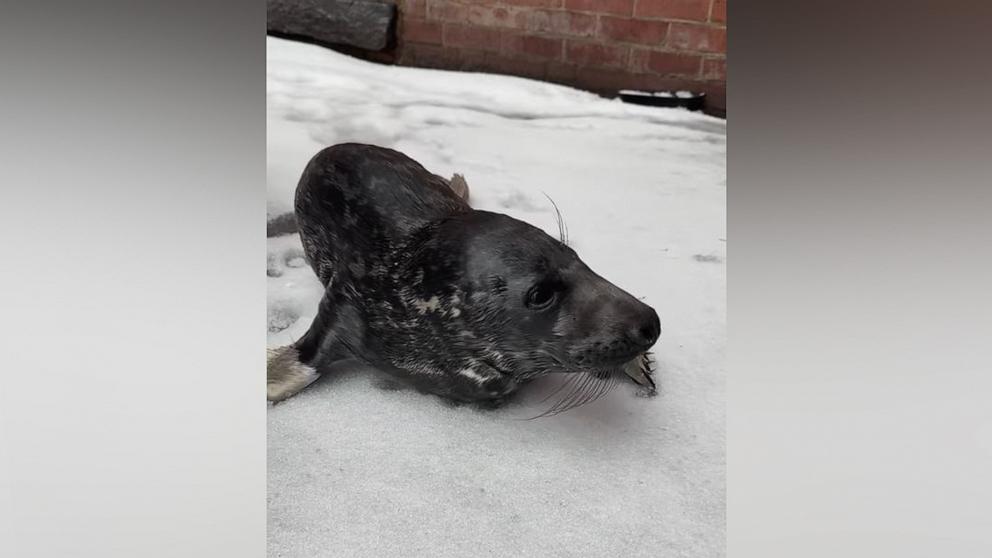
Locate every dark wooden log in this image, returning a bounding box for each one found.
[267,0,396,52]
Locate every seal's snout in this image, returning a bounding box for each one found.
[627,306,661,350]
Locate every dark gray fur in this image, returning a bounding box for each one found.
[284,143,661,405]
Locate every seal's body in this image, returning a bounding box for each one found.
[268,143,661,406]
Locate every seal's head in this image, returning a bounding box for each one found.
[394,210,660,390]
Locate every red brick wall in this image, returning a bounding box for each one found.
[394,0,726,116]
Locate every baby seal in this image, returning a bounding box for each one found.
[268,143,661,410]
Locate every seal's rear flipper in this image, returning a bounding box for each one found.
[267,345,320,402]
[448,173,469,203]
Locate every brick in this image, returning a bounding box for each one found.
[404,19,443,44]
[621,72,711,93]
[400,0,427,19]
[666,23,725,53]
[444,23,502,52]
[565,0,633,16]
[458,49,490,71]
[643,50,702,76]
[428,0,469,22]
[572,66,633,93]
[628,47,651,72]
[513,9,597,37]
[546,61,578,83]
[503,33,563,60]
[711,0,726,23]
[635,73,692,92]
[501,0,562,8]
[483,52,548,80]
[565,41,629,69]
[634,0,710,21]
[701,56,725,80]
[628,49,688,76]
[403,43,460,68]
[701,84,725,115]
[599,16,668,45]
[466,5,513,28]
[514,9,597,37]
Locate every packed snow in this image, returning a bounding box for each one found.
[267,36,726,557]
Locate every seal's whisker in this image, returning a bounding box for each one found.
[574,372,609,409]
[527,373,592,419]
[590,373,620,406]
[583,375,617,410]
[548,372,597,416]
[525,368,623,420]
[555,369,621,417]
[542,192,569,247]
[537,373,579,405]
[561,208,569,246]
[565,373,599,408]
[575,375,604,408]
[537,372,581,404]
[542,376,586,416]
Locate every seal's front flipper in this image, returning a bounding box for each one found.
[623,352,657,396]
[267,345,320,402]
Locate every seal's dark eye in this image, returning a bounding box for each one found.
[525,282,558,310]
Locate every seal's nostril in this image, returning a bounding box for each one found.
[639,325,654,342]
[631,311,661,348]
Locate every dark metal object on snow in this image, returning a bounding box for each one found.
[619,90,706,112]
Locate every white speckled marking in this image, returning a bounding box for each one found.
[413,296,441,314]
[458,367,490,385]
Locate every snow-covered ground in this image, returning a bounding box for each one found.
[267,36,725,558]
